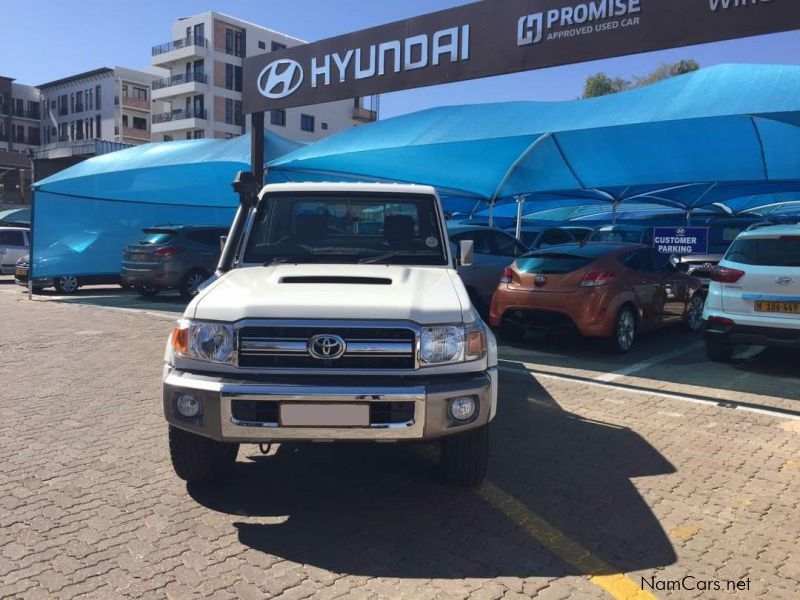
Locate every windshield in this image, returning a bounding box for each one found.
[242,193,448,266]
[725,237,800,267]
[590,229,643,243]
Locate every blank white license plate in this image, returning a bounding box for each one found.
[280,403,369,427]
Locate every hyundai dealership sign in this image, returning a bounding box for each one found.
[243,0,800,112]
[654,227,710,255]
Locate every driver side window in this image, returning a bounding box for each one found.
[492,232,525,257]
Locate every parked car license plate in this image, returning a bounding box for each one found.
[130,253,147,261]
[15,267,26,277]
[280,403,369,427]
[754,300,800,314]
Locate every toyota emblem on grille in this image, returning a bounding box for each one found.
[308,334,346,360]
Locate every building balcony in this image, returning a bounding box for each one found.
[151,36,209,66]
[122,127,151,141]
[151,72,209,101]
[352,106,378,123]
[151,108,207,134]
[11,109,41,121]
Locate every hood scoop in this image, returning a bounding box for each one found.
[280,276,393,285]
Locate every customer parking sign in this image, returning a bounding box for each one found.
[653,227,709,255]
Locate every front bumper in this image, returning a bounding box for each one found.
[705,321,800,349]
[163,367,497,443]
[14,266,54,288]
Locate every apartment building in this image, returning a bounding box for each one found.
[37,66,165,160]
[150,11,377,144]
[0,76,41,154]
[0,76,41,203]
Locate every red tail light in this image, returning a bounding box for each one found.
[710,265,744,283]
[153,246,184,257]
[708,316,735,327]
[580,270,615,287]
[500,266,514,284]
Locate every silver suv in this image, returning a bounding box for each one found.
[0,227,30,275]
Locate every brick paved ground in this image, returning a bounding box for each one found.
[1,287,798,599]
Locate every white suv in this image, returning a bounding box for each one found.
[703,224,800,362]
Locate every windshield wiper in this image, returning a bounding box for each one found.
[357,251,418,264]
[263,253,361,266]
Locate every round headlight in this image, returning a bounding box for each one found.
[450,396,477,421]
[420,326,464,364]
[176,394,201,418]
[190,323,233,363]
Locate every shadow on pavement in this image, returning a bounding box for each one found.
[188,368,677,578]
[500,325,800,401]
[28,285,187,314]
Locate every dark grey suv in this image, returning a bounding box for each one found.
[121,225,228,299]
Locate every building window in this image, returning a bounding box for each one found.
[271,41,287,52]
[300,114,315,132]
[321,122,328,130]
[59,94,68,116]
[75,120,84,140]
[130,87,147,101]
[164,135,173,142]
[69,121,75,140]
[258,41,266,50]
[70,93,75,114]
[95,85,101,110]
[270,109,286,127]
[14,124,25,143]
[122,115,128,128]
[76,91,84,113]
[96,115,101,138]
[193,130,203,139]
[132,116,147,130]
[28,127,40,145]
[225,64,243,92]
[225,98,233,124]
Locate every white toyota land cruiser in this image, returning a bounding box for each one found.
[163,181,498,487]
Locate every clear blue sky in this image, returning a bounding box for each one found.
[2,0,798,118]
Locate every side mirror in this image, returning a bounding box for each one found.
[459,239,474,267]
[220,235,228,253]
[669,254,680,268]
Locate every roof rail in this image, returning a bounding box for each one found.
[744,221,776,231]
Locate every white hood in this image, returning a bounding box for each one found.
[190,264,470,324]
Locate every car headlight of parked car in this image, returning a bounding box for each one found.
[420,322,487,366]
[171,319,234,364]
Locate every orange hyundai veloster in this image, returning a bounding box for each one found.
[488,243,704,352]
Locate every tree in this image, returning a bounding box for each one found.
[582,73,629,99]
[582,60,700,98]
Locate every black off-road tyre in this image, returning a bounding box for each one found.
[706,339,733,363]
[168,426,239,483]
[441,424,490,487]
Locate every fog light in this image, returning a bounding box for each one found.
[450,396,477,421]
[176,394,201,418]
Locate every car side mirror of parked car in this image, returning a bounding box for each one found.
[219,235,228,253]
[669,254,680,269]
[460,239,474,267]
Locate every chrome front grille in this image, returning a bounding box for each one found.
[237,324,417,370]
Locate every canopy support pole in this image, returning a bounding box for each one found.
[611,199,618,225]
[488,132,553,224]
[515,195,527,240]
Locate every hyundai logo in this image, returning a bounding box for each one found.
[534,274,547,286]
[776,277,794,286]
[308,334,346,360]
[257,59,304,99]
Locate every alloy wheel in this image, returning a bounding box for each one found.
[186,273,206,296]
[617,309,635,351]
[57,276,79,293]
[687,295,704,331]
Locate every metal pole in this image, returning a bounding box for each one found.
[612,200,618,225]
[515,195,525,240]
[252,110,265,187]
[27,153,34,300]
[488,203,494,227]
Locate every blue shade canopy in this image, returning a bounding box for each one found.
[31,131,302,279]
[268,64,800,210]
[35,130,302,206]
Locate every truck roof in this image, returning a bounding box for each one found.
[259,182,439,197]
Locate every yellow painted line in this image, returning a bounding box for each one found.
[478,481,659,600]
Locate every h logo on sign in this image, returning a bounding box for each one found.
[257,59,304,99]
[517,13,543,46]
